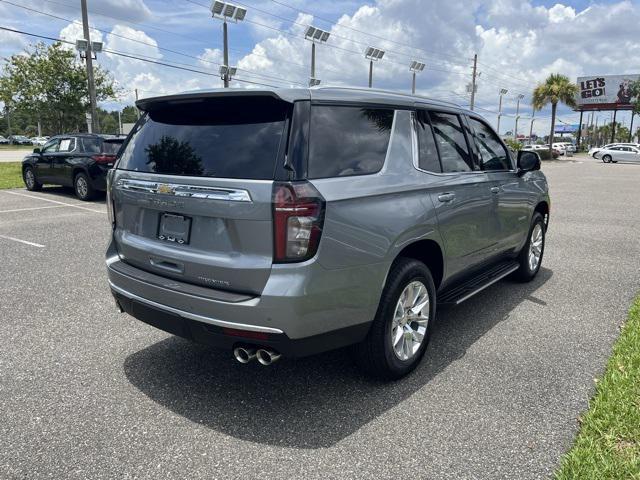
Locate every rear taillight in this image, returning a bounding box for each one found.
[273,181,325,263]
[106,170,115,229]
[92,154,116,164]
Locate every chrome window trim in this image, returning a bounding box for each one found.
[115,179,252,202]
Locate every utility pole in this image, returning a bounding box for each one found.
[118,110,122,135]
[80,0,99,133]
[222,20,229,88]
[470,53,478,111]
[368,60,373,88]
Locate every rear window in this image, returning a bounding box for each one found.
[103,140,123,155]
[117,97,289,179]
[308,105,394,178]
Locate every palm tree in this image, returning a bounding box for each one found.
[532,74,578,157]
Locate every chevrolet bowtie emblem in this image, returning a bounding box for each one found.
[156,184,173,194]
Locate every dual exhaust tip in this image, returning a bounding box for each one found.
[233,346,281,366]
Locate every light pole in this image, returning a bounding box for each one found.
[529,110,535,145]
[513,94,524,141]
[210,1,247,88]
[305,26,330,87]
[364,46,385,88]
[75,37,103,134]
[496,88,508,134]
[409,61,425,94]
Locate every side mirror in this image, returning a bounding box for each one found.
[33,147,41,154]
[517,150,541,175]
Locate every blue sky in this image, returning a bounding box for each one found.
[1,0,639,136]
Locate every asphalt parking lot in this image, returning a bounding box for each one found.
[1,156,639,479]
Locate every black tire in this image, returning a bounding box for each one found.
[513,212,545,282]
[23,166,42,191]
[74,172,95,201]
[602,155,612,163]
[352,258,436,380]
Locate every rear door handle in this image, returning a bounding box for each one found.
[438,193,455,203]
[490,186,500,194]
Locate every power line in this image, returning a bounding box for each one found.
[0,26,290,89]
[39,0,314,73]
[0,0,305,87]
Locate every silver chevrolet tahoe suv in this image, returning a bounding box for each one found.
[106,87,549,379]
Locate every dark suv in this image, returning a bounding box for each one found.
[106,88,549,379]
[22,134,124,200]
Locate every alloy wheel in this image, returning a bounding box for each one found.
[25,169,34,189]
[528,223,543,272]
[390,280,430,361]
[76,176,88,199]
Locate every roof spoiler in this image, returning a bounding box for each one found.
[135,88,308,112]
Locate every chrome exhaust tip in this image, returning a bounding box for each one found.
[256,348,282,366]
[233,346,256,364]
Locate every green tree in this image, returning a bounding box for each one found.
[0,42,117,135]
[121,106,139,123]
[532,74,578,157]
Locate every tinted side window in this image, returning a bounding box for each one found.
[429,112,473,172]
[415,111,441,172]
[82,137,102,154]
[42,139,59,153]
[309,106,394,178]
[468,118,512,171]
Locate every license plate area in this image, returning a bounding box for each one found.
[158,213,191,245]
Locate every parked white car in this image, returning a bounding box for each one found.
[594,145,640,163]
[30,136,49,146]
[588,143,640,157]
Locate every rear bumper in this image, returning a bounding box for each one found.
[106,241,383,356]
[111,287,369,357]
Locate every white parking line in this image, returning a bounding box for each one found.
[0,205,67,214]
[0,234,45,248]
[0,190,106,214]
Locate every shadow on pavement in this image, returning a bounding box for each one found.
[124,267,552,449]
[33,186,106,203]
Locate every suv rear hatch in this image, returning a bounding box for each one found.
[111,95,292,295]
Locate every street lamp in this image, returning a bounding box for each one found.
[409,61,425,94]
[514,94,524,141]
[210,1,247,88]
[219,65,237,82]
[364,46,385,88]
[305,26,330,88]
[496,88,508,135]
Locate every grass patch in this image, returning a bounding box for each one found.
[0,144,34,150]
[555,296,640,479]
[0,162,24,189]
